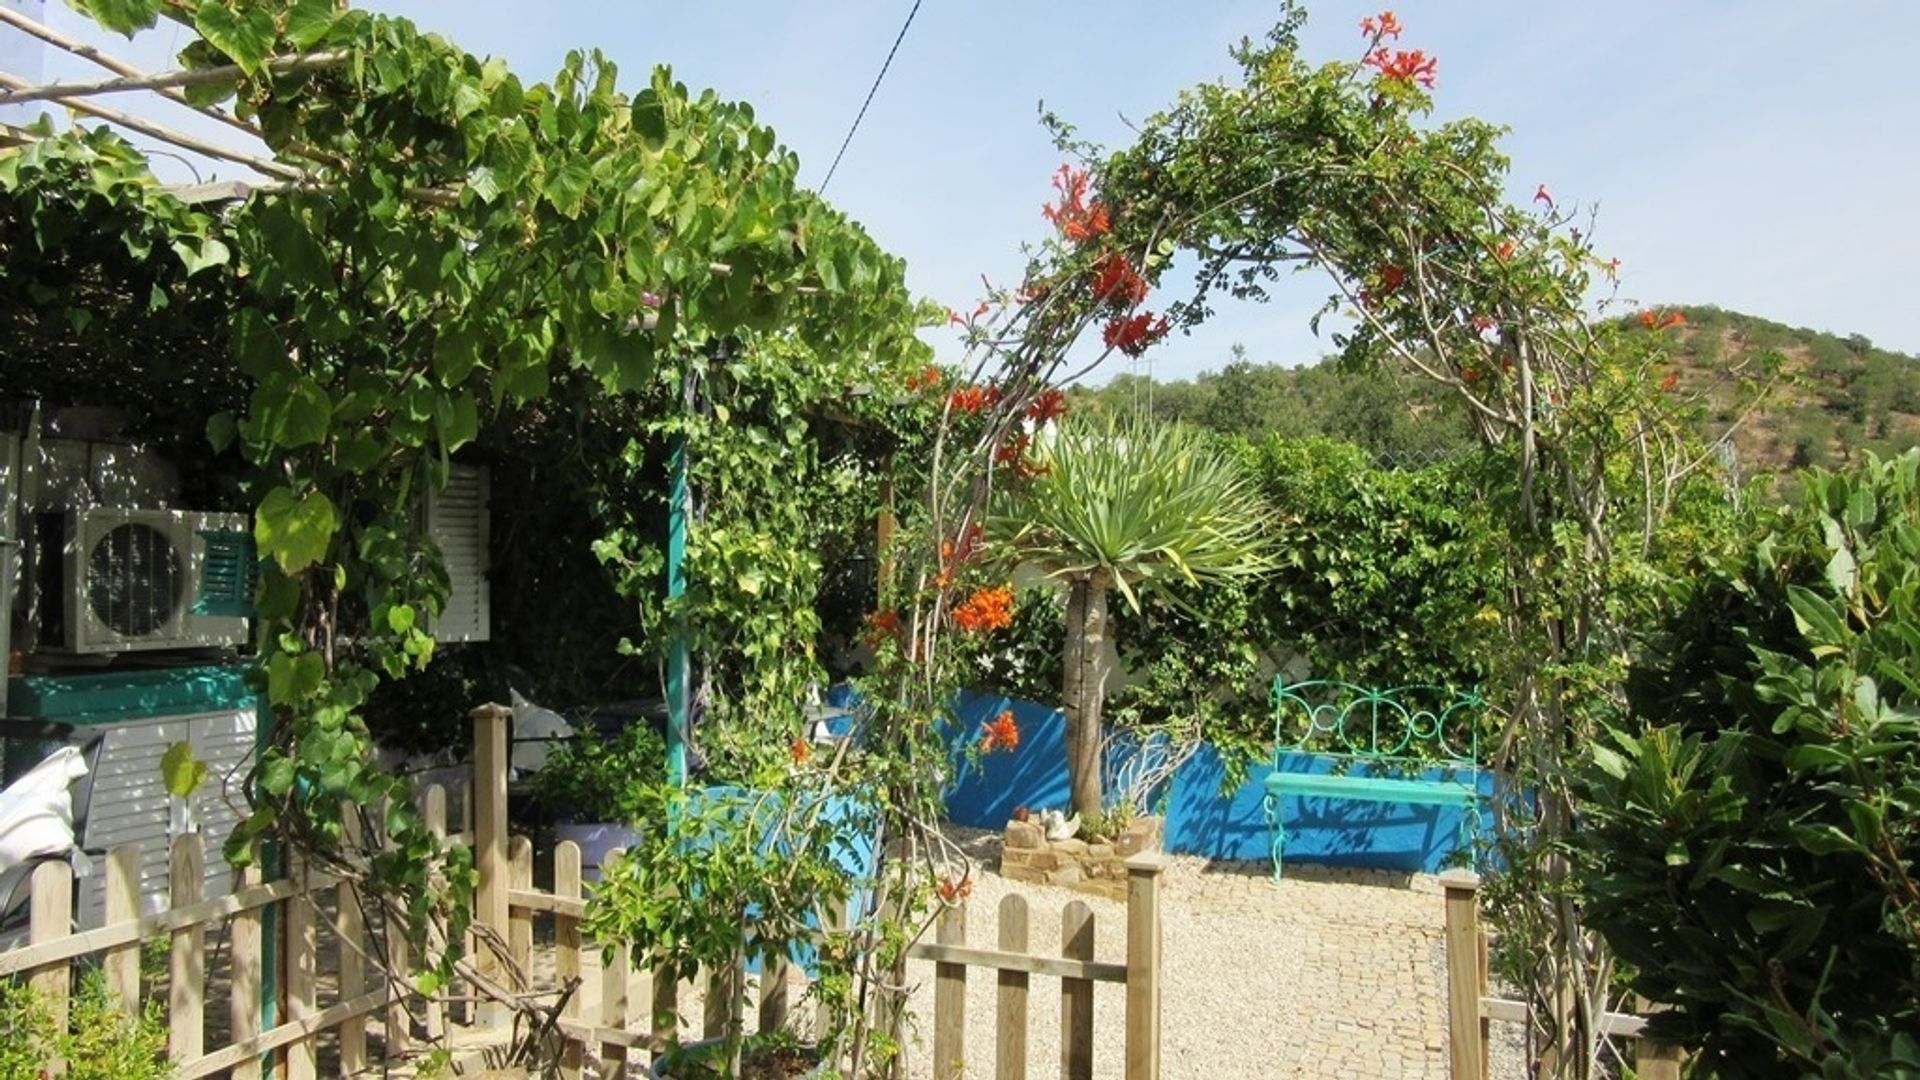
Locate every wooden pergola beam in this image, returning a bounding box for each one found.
[0,70,305,181]
[0,52,347,107]
[0,4,347,174]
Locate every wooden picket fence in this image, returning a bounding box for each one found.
[908,859,1164,1080]
[0,704,1162,1077]
[1440,870,1683,1080]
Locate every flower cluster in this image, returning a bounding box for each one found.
[937,876,974,903]
[1042,165,1109,243]
[1090,253,1149,307]
[995,432,1047,479]
[980,709,1021,753]
[953,584,1015,633]
[949,384,1002,414]
[791,737,812,765]
[1364,47,1437,88]
[1638,309,1687,331]
[905,365,943,392]
[948,301,990,328]
[1359,10,1402,38]
[1103,312,1171,357]
[1025,387,1068,424]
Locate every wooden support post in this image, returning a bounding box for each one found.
[101,846,140,1012]
[472,703,511,1030]
[601,848,631,1079]
[338,811,369,1074]
[554,842,585,1080]
[423,785,448,1044]
[285,849,318,1080]
[931,901,967,1080]
[509,835,534,982]
[230,862,265,1080]
[1441,869,1484,1080]
[168,834,206,1063]
[1059,900,1096,1080]
[759,950,793,1036]
[1124,855,1165,1080]
[28,859,72,1057]
[996,894,1031,1080]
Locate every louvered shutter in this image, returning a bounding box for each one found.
[426,463,490,643]
[191,528,255,617]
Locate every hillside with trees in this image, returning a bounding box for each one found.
[1079,308,1920,484]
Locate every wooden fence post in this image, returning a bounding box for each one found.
[931,900,967,1080]
[1059,900,1096,1080]
[1124,854,1164,1080]
[759,948,793,1036]
[28,858,72,1058]
[423,784,448,1044]
[1441,869,1484,1080]
[996,894,1030,1080]
[231,862,265,1080]
[555,841,585,1080]
[338,809,369,1074]
[285,848,318,1080]
[1635,996,1684,1080]
[472,703,511,1031]
[170,833,206,1064]
[600,847,631,1079]
[101,845,141,1012]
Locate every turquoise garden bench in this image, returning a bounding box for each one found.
[1263,678,1486,880]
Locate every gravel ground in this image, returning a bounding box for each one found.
[881,827,1525,1080]
[433,826,1526,1078]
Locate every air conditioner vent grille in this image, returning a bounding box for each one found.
[86,522,183,637]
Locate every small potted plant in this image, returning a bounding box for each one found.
[528,721,667,875]
[584,775,874,1078]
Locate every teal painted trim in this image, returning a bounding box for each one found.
[1264,771,1480,806]
[7,665,255,725]
[665,432,689,787]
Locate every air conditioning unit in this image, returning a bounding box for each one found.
[62,508,251,653]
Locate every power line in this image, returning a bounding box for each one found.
[818,0,924,194]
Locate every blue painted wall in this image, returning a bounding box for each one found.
[943,691,1489,874]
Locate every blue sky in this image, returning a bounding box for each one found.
[15,2,1920,380]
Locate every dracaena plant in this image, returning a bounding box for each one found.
[989,412,1273,815]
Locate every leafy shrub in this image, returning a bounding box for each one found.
[1581,451,1920,1077]
[0,972,173,1080]
[527,721,667,824]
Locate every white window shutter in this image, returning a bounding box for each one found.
[426,463,491,643]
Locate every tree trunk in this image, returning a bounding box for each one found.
[1061,570,1111,818]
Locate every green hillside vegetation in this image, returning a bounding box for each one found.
[1075,309,1920,483]
[1668,306,1920,477]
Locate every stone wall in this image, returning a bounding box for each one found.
[998,816,1163,901]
